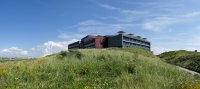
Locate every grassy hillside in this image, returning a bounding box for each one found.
[159,50,200,73]
[0,48,200,89]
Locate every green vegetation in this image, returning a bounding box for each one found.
[0,48,200,89]
[0,58,31,63]
[159,50,200,73]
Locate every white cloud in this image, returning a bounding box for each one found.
[96,2,171,32]
[0,39,78,58]
[0,47,29,58]
[96,2,149,22]
[183,11,200,18]
[185,36,200,46]
[142,11,200,32]
[98,3,138,14]
[31,39,78,57]
[57,20,103,40]
[152,47,174,55]
[58,33,85,40]
[143,17,176,32]
[2,47,28,55]
[78,20,104,26]
[95,1,200,32]
[64,20,140,35]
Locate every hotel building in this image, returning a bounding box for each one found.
[68,31,151,51]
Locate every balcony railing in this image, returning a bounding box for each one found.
[123,40,150,47]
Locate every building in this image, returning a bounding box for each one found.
[68,41,81,50]
[81,35,108,48]
[68,31,151,51]
[108,31,150,50]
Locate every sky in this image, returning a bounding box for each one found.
[0,0,200,58]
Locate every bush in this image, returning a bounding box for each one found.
[159,50,200,73]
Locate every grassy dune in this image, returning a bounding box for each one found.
[159,50,200,73]
[0,48,200,89]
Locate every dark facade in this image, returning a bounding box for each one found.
[68,41,81,50]
[108,34,150,50]
[68,31,151,51]
[81,35,108,48]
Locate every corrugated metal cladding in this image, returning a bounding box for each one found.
[68,32,151,51]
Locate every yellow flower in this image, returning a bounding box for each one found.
[84,86,89,89]
[0,69,6,76]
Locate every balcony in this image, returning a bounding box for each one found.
[123,40,150,47]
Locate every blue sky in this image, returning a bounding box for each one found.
[0,0,200,58]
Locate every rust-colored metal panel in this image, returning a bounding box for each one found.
[95,36,107,48]
[81,35,109,48]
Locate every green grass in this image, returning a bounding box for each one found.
[0,48,200,89]
[159,50,200,73]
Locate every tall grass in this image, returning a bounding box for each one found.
[159,50,200,73]
[0,48,199,89]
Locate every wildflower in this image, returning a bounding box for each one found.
[0,69,6,77]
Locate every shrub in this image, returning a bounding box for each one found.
[159,50,200,73]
